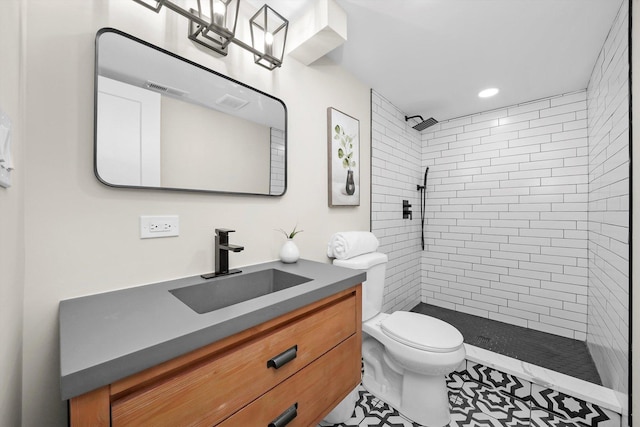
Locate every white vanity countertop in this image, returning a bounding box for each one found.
[59,259,365,400]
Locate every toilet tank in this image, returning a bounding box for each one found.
[334,252,388,321]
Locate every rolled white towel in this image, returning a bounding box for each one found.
[327,231,379,260]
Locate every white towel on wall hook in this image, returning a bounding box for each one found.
[0,109,12,171]
[0,108,13,188]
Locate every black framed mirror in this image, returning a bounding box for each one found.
[94,28,287,195]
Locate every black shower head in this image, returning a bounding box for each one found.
[405,115,439,132]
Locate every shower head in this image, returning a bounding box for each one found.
[405,115,438,132]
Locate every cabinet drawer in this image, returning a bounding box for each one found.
[111,293,357,427]
[216,334,361,427]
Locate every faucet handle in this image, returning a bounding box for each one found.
[215,228,236,235]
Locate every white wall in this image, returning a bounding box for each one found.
[0,0,24,426]
[371,90,422,313]
[586,0,629,401]
[421,92,590,340]
[160,97,271,192]
[20,1,370,425]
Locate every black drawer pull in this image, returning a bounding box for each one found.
[268,403,298,427]
[267,345,297,369]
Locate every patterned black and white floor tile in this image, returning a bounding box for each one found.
[530,408,584,427]
[319,385,421,427]
[449,376,530,427]
[321,373,530,427]
[466,362,531,400]
[530,385,620,427]
[320,364,621,427]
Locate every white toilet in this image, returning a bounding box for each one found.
[332,252,465,427]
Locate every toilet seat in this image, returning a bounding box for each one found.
[381,311,463,353]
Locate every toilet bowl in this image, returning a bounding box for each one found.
[324,248,465,427]
[362,311,465,426]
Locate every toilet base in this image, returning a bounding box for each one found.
[363,370,451,427]
[402,373,451,426]
[321,386,359,424]
[361,338,454,427]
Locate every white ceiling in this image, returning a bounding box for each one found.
[268,0,625,122]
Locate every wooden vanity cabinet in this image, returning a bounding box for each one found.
[69,285,362,426]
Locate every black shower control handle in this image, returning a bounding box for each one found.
[402,200,413,220]
[268,403,298,427]
[267,345,298,369]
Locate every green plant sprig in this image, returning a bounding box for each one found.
[334,124,356,170]
[277,225,304,239]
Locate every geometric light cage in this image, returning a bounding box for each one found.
[132,0,289,71]
[249,5,289,70]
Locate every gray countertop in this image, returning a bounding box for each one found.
[59,259,365,400]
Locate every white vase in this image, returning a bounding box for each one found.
[279,239,299,263]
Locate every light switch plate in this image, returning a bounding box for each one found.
[140,215,179,239]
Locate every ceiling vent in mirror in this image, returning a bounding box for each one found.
[216,94,249,110]
[145,80,189,97]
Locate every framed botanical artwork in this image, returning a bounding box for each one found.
[327,107,360,206]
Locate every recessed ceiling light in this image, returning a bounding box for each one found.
[478,88,499,98]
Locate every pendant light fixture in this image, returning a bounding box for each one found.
[132,0,289,70]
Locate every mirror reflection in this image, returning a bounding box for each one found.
[95,28,287,195]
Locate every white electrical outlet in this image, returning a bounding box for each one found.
[140,215,180,239]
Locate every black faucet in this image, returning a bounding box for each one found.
[201,228,244,279]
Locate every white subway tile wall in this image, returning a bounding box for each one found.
[586,2,629,397]
[420,90,591,340]
[270,128,285,194]
[371,91,422,313]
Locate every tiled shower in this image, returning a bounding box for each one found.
[420,90,591,339]
[371,0,628,410]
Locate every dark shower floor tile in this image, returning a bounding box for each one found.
[410,303,602,385]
